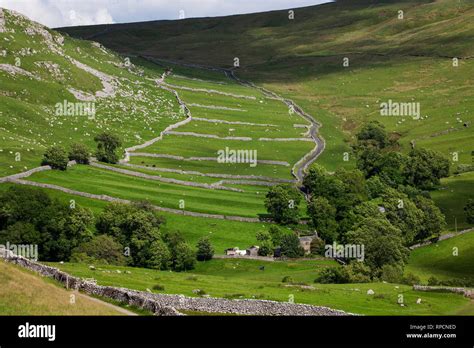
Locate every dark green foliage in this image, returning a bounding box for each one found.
[366,175,389,199]
[255,230,274,256]
[346,217,409,276]
[380,189,424,245]
[41,146,69,170]
[414,196,446,240]
[356,121,389,149]
[380,264,404,283]
[94,131,122,164]
[264,184,302,225]
[279,233,304,258]
[152,284,165,291]
[0,186,94,261]
[196,236,214,261]
[404,148,450,189]
[148,239,171,270]
[68,143,90,165]
[71,234,125,265]
[307,197,337,243]
[356,146,384,178]
[268,225,285,247]
[173,242,196,272]
[163,230,196,271]
[345,262,372,283]
[465,199,474,224]
[315,267,350,284]
[96,202,164,267]
[310,237,325,256]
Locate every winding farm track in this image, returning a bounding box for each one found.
[140,56,325,183]
[0,55,325,220]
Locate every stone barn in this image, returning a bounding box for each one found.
[299,235,317,255]
[246,246,260,257]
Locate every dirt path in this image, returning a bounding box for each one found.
[224,69,325,183]
[74,291,138,316]
[139,56,325,183]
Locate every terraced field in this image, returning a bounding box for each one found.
[1,8,321,228]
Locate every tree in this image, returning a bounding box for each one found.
[338,200,386,241]
[0,222,41,245]
[256,230,274,256]
[356,146,383,178]
[346,217,409,276]
[164,230,196,271]
[41,146,69,170]
[355,121,389,149]
[465,199,474,224]
[404,148,450,189]
[307,197,338,243]
[264,184,302,225]
[303,164,328,195]
[268,225,285,247]
[366,175,389,199]
[377,152,406,187]
[280,233,304,258]
[315,267,350,284]
[196,236,214,261]
[173,242,196,272]
[0,186,94,261]
[414,196,446,241]
[310,237,325,256]
[68,143,90,164]
[148,239,171,270]
[96,202,164,267]
[71,235,125,265]
[94,131,122,164]
[381,189,424,244]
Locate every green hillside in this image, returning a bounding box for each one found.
[58,0,474,230]
[0,1,473,316]
[60,0,474,173]
[406,231,474,283]
[0,8,180,176]
[0,259,130,315]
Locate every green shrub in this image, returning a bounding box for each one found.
[192,289,207,296]
[380,264,403,283]
[346,262,372,283]
[153,284,165,291]
[281,276,293,283]
[71,235,125,265]
[315,267,350,284]
[196,236,214,261]
[41,145,69,170]
[310,237,325,256]
[68,143,90,164]
[427,276,441,286]
[401,273,421,286]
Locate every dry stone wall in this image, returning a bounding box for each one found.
[413,285,473,298]
[1,251,351,316]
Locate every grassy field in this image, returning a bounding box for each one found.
[0,260,128,315]
[49,258,474,316]
[0,9,182,177]
[406,231,474,283]
[431,172,474,231]
[2,1,474,316]
[0,182,267,253]
[60,1,474,173]
[27,165,269,217]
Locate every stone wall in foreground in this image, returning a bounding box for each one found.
[1,251,351,316]
[413,285,473,298]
